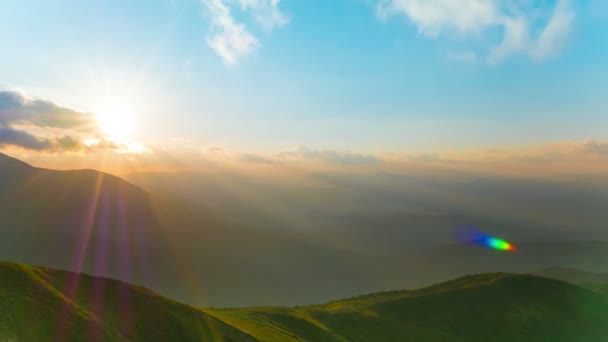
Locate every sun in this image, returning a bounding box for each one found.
[96,103,133,138]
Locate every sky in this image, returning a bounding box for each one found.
[0,0,607,174]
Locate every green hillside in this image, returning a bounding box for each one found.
[2,261,608,341]
[533,267,608,296]
[0,261,253,341]
[205,273,608,342]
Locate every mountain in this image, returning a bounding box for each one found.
[0,153,424,306]
[532,267,608,296]
[0,152,190,300]
[3,261,608,341]
[533,267,608,284]
[4,152,608,307]
[0,261,253,341]
[127,170,608,248]
[411,241,608,280]
[206,273,608,341]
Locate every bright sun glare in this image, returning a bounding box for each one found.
[96,104,133,138]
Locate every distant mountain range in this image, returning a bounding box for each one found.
[1,152,423,306]
[2,261,608,341]
[3,152,608,307]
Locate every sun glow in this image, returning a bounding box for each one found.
[96,103,133,138]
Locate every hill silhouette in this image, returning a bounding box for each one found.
[0,152,262,305]
[0,153,422,306]
[0,152,189,300]
[3,260,606,341]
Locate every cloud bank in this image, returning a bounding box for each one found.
[378,0,575,63]
[0,127,52,151]
[204,0,289,64]
[0,89,143,154]
[0,90,96,130]
[0,90,97,151]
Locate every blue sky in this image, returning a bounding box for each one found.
[0,0,607,158]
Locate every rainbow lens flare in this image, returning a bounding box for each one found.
[457,228,517,252]
[478,236,516,251]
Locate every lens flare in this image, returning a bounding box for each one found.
[457,228,517,252]
[478,236,516,251]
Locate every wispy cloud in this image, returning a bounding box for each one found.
[531,0,575,60]
[194,146,382,168]
[238,152,275,164]
[582,140,608,156]
[240,0,290,30]
[377,0,497,36]
[278,146,381,165]
[205,0,260,65]
[378,0,575,63]
[204,0,289,64]
[395,139,608,176]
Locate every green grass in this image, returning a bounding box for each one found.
[205,273,608,342]
[0,261,253,341]
[578,283,608,297]
[531,267,608,297]
[3,260,608,341]
[0,262,112,341]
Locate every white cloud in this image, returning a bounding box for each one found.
[204,0,289,64]
[532,0,575,60]
[377,0,497,37]
[379,0,575,63]
[205,0,260,65]
[487,16,528,64]
[239,0,290,30]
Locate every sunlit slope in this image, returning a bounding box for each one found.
[0,261,254,341]
[206,273,608,342]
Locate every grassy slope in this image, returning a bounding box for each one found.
[205,273,608,342]
[583,283,608,296]
[0,261,254,342]
[3,260,608,341]
[532,267,608,296]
